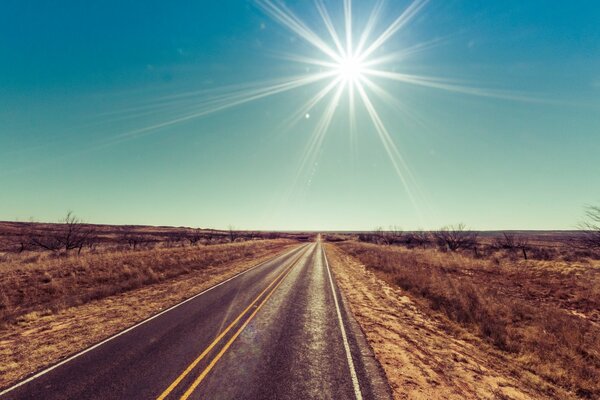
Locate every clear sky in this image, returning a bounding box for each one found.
[1,0,599,230]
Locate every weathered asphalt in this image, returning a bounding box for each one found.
[1,241,391,400]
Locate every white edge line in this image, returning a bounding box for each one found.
[0,243,309,397]
[322,242,363,400]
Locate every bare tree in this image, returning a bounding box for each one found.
[123,233,144,250]
[372,227,392,245]
[433,224,479,252]
[403,230,431,247]
[577,205,600,249]
[30,212,96,254]
[14,223,34,253]
[265,231,281,240]
[493,232,530,260]
[388,226,404,245]
[186,228,203,246]
[228,226,237,243]
[357,232,375,243]
[203,229,215,244]
[171,231,188,247]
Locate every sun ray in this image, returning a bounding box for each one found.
[358,0,429,62]
[354,79,424,217]
[256,0,342,63]
[98,71,338,148]
[359,75,428,128]
[293,80,346,187]
[348,79,357,159]
[275,53,339,69]
[361,35,450,68]
[282,76,344,132]
[315,0,347,58]
[354,0,385,57]
[344,0,353,57]
[364,69,550,103]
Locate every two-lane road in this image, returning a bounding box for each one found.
[1,241,391,399]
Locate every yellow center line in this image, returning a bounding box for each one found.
[179,250,302,400]
[156,245,309,400]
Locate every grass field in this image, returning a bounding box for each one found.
[0,239,297,326]
[0,226,301,388]
[332,238,600,398]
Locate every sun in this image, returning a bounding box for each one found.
[336,56,365,83]
[103,0,520,211]
[253,0,431,203]
[109,0,494,209]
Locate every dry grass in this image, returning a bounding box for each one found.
[0,240,297,388]
[0,239,294,325]
[334,241,600,399]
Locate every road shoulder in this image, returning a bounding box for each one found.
[324,248,394,400]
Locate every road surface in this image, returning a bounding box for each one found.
[1,241,391,400]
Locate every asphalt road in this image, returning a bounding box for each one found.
[1,241,391,400]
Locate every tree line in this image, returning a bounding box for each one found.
[10,213,281,254]
[357,205,600,258]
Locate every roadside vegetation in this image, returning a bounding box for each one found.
[328,207,600,398]
[0,213,310,326]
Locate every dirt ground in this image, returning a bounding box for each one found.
[325,244,574,400]
[0,244,296,389]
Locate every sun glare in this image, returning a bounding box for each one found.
[336,56,365,83]
[252,0,433,205]
[115,0,486,207]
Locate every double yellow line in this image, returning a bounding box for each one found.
[157,244,310,400]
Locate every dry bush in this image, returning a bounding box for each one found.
[433,223,479,252]
[336,241,600,398]
[184,228,203,246]
[493,232,530,260]
[402,230,432,248]
[322,234,348,242]
[357,226,404,245]
[0,239,292,324]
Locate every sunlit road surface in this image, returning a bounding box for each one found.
[1,240,391,400]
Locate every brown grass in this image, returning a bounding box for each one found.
[334,241,600,399]
[0,239,294,325]
[0,240,297,389]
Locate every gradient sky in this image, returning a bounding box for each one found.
[1,0,599,230]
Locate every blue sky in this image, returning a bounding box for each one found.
[1,0,599,230]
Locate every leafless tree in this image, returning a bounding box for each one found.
[247,231,260,241]
[265,231,281,240]
[433,224,479,252]
[372,227,393,245]
[13,223,33,253]
[203,229,215,244]
[577,205,600,249]
[403,230,431,247]
[123,233,145,250]
[228,226,238,243]
[358,232,375,243]
[171,231,188,247]
[30,212,96,254]
[186,229,203,246]
[388,226,404,245]
[493,232,530,260]
[372,227,385,244]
